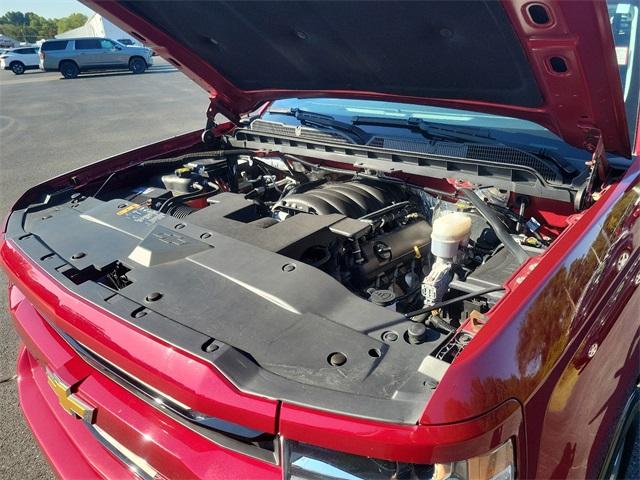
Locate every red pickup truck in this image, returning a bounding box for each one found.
[2,1,638,478]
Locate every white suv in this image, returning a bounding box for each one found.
[39,38,154,79]
[0,47,39,75]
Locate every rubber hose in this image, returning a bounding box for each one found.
[138,149,258,169]
[283,154,357,175]
[427,315,456,334]
[165,204,197,219]
[460,188,530,264]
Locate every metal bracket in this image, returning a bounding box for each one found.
[204,101,218,131]
[202,97,240,144]
[581,127,609,208]
[584,128,608,181]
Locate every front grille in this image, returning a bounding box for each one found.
[50,322,280,465]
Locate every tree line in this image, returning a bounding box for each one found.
[0,11,88,43]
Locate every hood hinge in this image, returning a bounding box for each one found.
[583,128,609,181]
[579,127,609,208]
[202,96,240,143]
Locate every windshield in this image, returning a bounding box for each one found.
[609,1,638,103]
[609,0,639,143]
[265,1,638,158]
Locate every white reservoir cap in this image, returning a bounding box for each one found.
[431,212,472,258]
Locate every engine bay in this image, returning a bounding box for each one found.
[102,149,552,359]
[7,145,570,422]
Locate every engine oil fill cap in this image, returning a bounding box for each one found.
[368,289,397,307]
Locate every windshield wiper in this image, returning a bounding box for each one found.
[267,107,370,143]
[353,115,578,177]
[351,115,498,144]
[267,109,576,178]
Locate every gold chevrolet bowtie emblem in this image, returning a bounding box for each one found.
[46,369,95,423]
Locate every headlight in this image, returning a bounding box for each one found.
[432,440,515,480]
[283,439,515,480]
[283,440,434,479]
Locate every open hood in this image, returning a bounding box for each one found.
[84,0,631,156]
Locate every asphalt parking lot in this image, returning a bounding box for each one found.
[0,58,207,479]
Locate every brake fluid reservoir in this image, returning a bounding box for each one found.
[430,212,472,258]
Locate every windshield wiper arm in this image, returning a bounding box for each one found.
[352,115,579,178]
[351,115,497,144]
[268,108,370,143]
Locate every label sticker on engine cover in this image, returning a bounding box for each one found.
[126,207,166,226]
[116,203,165,226]
[116,204,141,216]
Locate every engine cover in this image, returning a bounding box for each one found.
[273,180,404,218]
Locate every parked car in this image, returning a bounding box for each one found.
[0,47,39,75]
[116,38,158,56]
[1,1,639,480]
[38,37,153,78]
[116,38,137,46]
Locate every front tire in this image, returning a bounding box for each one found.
[10,62,25,75]
[129,57,146,74]
[59,61,79,79]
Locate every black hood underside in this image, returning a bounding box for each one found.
[122,0,543,107]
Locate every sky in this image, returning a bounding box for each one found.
[0,0,94,18]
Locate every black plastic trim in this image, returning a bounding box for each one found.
[229,129,576,203]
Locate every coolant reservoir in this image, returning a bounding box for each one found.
[431,212,472,258]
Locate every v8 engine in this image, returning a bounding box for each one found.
[98,150,549,348]
[186,176,433,309]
